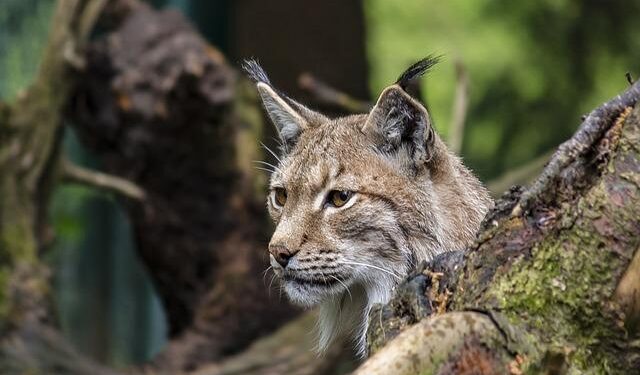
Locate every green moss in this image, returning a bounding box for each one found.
[0,140,42,329]
[478,112,640,373]
[488,233,622,371]
[2,222,37,262]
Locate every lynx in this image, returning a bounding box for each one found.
[244,57,493,357]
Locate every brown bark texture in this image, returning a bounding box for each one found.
[360,82,640,374]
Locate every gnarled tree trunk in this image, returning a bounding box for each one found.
[359,83,640,374]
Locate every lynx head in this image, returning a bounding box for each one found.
[244,58,491,356]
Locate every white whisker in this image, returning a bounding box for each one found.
[253,160,282,173]
[260,141,283,164]
[329,275,352,302]
[270,136,283,148]
[268,273,278,297]
[262,265,273,285]
[253,166,276,174]
[338,260,402,280]
[320,273,331,300]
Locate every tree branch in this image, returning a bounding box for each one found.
[1,323,122,375]
[614,245,640,336]
[75,0,109,44]
[361,102,640,373]
[448,59,469,154]
[517,79,640,213]
[355,312,507,375]
[61,158,146,200]
[298,73,371,113]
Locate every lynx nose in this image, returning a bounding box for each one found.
[269,245,295,268]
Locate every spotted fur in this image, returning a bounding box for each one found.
[245,59,493,357]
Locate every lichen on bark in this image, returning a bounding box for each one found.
[460,105,640,372]
[363,92,640,373]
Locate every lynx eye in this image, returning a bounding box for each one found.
[273,188,287,207]
[327,190,353,208]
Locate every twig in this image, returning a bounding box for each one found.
[75,0,109,44]
[63,40,86,70]
[487,150,554,196]
[61,158,146,201]
[448,59,469,154]
[516,79,640,214]
[626,72,635,86]
[298,73,371,113]
[63,0,109,70]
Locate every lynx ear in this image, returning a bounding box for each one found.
[363,57,439,167]
[256,82,308,149]
[243,59,326,153]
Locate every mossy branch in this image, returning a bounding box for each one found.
[356,312,509,375]
[361,95,640,373]
[298,73,372,113]
[518,78,640,212]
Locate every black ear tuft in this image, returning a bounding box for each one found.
[242,59,272,86]
[395,55,441,91]
[242,58,329,155]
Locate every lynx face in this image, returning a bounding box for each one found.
[244,58,492,356]
[267,115,421,308]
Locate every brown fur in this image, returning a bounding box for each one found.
[245,58,493,356]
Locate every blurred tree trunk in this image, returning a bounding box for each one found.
[0,0,100,337]
[66,0,301,371]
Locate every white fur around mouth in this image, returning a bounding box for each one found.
[281,273,351,306]
[283,274,340,287]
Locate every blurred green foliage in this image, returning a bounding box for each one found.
[0,0,53,99]
[366,0,640,179]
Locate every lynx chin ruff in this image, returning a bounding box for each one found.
[244,57,493,357]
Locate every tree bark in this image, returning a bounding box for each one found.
[361,83,640,374]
